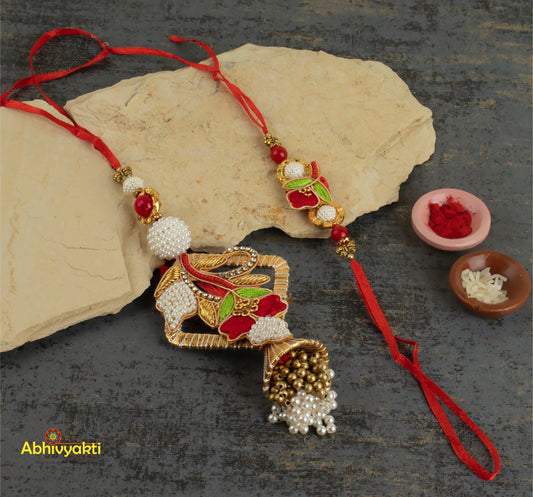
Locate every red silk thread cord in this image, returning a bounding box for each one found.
[0,29,268,172]
[350,259,500,480]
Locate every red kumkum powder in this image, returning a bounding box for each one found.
[428,197,472,239]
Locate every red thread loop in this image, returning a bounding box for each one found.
[168,36,269,134]
[1,28,122,170]
[349,259,500,481]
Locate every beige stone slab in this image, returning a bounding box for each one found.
[1,44,434,351]
[1,102,157,351]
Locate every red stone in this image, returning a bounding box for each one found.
[331,224,349,242]
[270,145,288,164]
[135,194,153,218]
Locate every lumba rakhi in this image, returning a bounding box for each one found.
[1,28,500,479]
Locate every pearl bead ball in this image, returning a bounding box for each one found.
[284,161,306,180]
[122,176,145,195]
[147,216,191,260]
[316,204,337,223]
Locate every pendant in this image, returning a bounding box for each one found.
[154,246,338,434]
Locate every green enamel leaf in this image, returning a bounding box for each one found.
[313,182,331,202]
[235,288,270,298]
[285,178,313,189]
[219,293,234,320]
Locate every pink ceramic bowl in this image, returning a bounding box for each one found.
[411,188,491,251]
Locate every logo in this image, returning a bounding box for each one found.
[20,429,101,458]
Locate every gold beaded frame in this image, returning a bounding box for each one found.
[156,251,329,397]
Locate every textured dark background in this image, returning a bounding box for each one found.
[1,1,531,496]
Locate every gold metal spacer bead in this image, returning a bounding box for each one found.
[263,133,281,148]
[112,166,133,184]
[336,237,357,259]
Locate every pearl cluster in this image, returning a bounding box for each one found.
[284,161,306,180]
[268,388,338,435]
[122,175,145,195]
[157,280,197,331]
[219,246,258,278]
[316,204,338,222]
[248,317,291,345]
[180,269,221,302]
[147,216,191,260]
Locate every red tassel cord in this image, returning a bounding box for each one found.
[349,259,500,481]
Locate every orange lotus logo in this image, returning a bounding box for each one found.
[20,429,101,457]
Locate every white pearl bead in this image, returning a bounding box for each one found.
[316,204,337,222]
[268,413,279,424]
[122,176,144,195]
[289,426,299,435]
[299,425,309,435]
[317,425,327,436]
[324,415,334,424]
[326,423,337,434]
[284,161,306,179]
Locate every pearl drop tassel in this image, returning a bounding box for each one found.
[284,161,306,180]
[248,317,291,345]
[122,176,144,195]
[316,204,337,222]
[268,373,338,435]
[147,216,191,260]
[156,280,197,331]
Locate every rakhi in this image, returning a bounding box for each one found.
[1,29,500,480]
[1,29,338,437]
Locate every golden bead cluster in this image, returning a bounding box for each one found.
[268,349,332,406]
[112,166,133,184]
[336,237,357,259]
[263,133,281,148]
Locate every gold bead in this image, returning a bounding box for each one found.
[314,381,324,391]
[275,381,287,390]
[270,386,279,394]
[297,368,307,378]
[325,380,332,388]
[317,388,327,398]
[306,373,317,383]
[287,388,296,398]
[317,363,328,372]
[112,166,132,184]
[318,373,328,382]
[273,372,284,382]
[304,383,314,393]
[301,361,309,370]
[293,379,304,390]
[287,373,298,383]
[312,352,321,360]
[298,352,308,362]
[292,359,301,369]
[281,366,290,376]
[309,356,318,365]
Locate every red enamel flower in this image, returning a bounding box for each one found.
[220,294,287,341]
[287,189,320,209]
